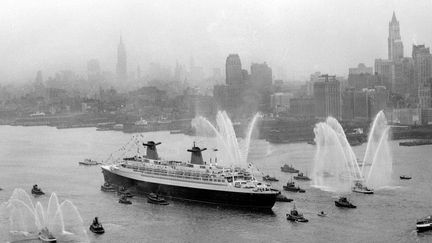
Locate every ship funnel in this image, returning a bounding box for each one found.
[143,141,161,160]
[187,142,207,165]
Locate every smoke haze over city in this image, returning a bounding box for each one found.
[1,0,432,83]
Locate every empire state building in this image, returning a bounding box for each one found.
[116,37,127,82]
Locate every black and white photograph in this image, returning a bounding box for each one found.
[1,0,432,242]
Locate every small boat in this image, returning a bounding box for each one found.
[283,181,305,193]
[281,164,299,173]
[352,181,374,194]
[147,193,169,205]
[119,196,132,204]
[335,197,356,208]
[417,215,432,232]
[89,217,105,234]
[79,158,100,166]
[101,183,116,192]
[294,172,311,181]
[298,188,306,193]
[275,194,293,202]
[117,187,134,197]
[118,191,134,198]
[263,175,279,182]
[31,185,45,196]
[317,211,327,217]
[39,227,56,242]
[400,175,412,180]
[286,204,308,223]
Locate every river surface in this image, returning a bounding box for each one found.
[0,125,431,242]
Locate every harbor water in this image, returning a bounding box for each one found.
[0,126,431,242]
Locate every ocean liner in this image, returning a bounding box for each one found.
[101,141,279,209]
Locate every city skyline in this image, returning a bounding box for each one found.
[1,0,432,83]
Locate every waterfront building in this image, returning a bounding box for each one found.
[313,75,341,120]
[271,92,293,114]
[116,37,127,82]
[289,97,315,118]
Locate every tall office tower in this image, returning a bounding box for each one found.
[412,45,432,108]
[250,62,273,90]
[374,59,393,90]
[388,12,404,61]
[225,54,243,86]
[393,57,414,95]
[313,75,341,120]
[116,37,127,82]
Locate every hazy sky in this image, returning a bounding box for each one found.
[1,0,432,83]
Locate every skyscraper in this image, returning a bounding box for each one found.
[225,54,243,86]
[374,59,393,90]
[412,45,432,109]
[250,62,273,90]
[116,37,127,82]
[313,75,341,120]
[388,12,404,61]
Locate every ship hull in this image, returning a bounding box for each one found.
[102,167,277,209]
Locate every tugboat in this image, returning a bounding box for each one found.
[317,211,327,217]
[335,197,356,208]
[79,158,100,166]
[89,217,105,234]
[400,175,412,180]
[417,215,432,232]
[352,181,374,194]
[281,164,299,173]
[275,194,293,202]
[293,172,311,181]
[263,175,279,182]
[100,182,116,192]
[38,227,56,242]
[118,187,134,198]
[118,195,132,204]
[286,204,308,222]
[31,185,45,196]
[283,181,305,193]
[147,193,169,205]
